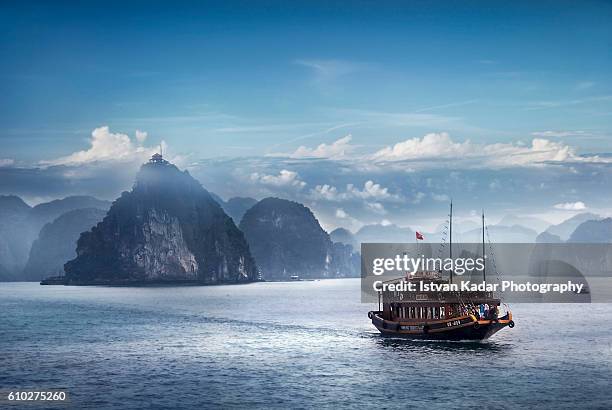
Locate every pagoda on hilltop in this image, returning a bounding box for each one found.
[149,147,169,165]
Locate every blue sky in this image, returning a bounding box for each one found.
[2,0,611,160]
[1,1,612,232]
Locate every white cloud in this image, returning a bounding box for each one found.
[371,132,472,161]
[0,158,14,167]
[371,132,608,167]
[309,180,402,208]
[347,180,398,200]
[290,135,354,159]
[250,169,306,189]
[310,180,399,202]
[135,130,148,143]
[554,201,586,211]
[311,184,339,200]
[381,219,392,226]
[42,126,160,166]
[335,208,349,219]
[366,202,387,214]
[329,207,363,232]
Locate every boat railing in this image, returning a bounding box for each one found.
[383,290,496,303]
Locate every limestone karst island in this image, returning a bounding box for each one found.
[54,153,258,285]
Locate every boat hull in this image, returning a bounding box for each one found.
[369,311,513,341]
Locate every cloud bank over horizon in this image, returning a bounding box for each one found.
[1,126,611,230]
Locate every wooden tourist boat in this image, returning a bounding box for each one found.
[368,272,514,340]
[368,203,514,340]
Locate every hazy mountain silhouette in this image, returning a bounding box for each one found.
[568,218,612,243]
[223,197,258,224]
[537,213,601,242]
[0,196,33,280]
[498,214,551,233]
[355,223,415,243]
[0,195,110,280]
[330,227,358,248]
[23,208,107,281]
[209,194,258,224]
[462,224,539,243]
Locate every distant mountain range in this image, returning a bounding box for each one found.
[27,196,110,236]
[0,195,110,280]
[330,223,417,248]
[328,212,610,247]
[1,174,363,283]
[497,214,551,233]
[568,217,612,243]
[330,219,539,246]
[355,223,415,243]
[2,165,611,283]
[0,196,33,279]
[536,213,601,242]
[209,193,257,224]
[461,224,539,243]
[22,208,107,281]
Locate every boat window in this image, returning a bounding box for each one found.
[440,306,445,319]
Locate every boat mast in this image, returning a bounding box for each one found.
[449,200,453,284]
[482,210,486,283]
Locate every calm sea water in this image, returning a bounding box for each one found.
[1,279,611,409]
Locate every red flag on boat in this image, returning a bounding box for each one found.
[416,231,424,240]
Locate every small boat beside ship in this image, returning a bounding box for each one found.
[368,202,514,340]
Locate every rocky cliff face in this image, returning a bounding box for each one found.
[64,156,258,284]
[23,208,107,281]
[239,197,359,279]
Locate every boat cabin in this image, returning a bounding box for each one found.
[379,271,502,323]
